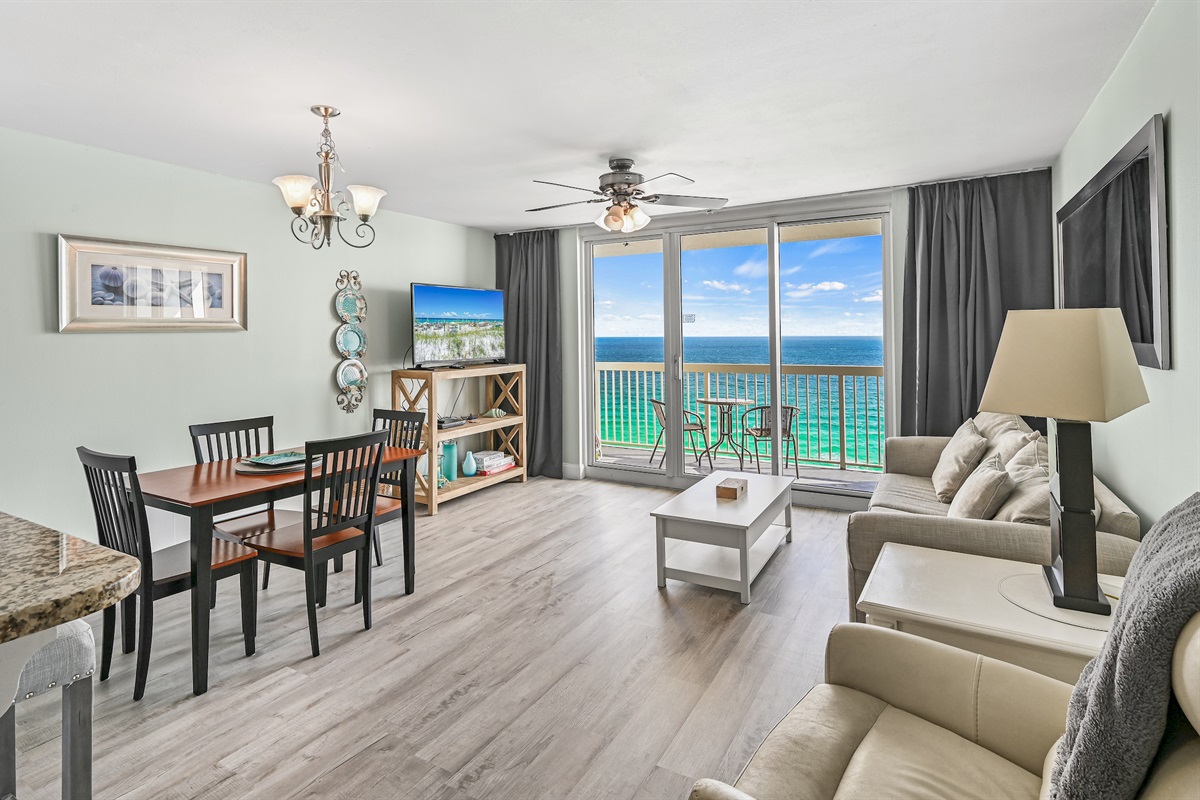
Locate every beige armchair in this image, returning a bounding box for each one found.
[690,620,1200,800]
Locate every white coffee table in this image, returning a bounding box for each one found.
[857,543,1122,683]
[651,471,794,603]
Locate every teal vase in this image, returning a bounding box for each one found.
[463,451,477,477]
[442,441,458,482]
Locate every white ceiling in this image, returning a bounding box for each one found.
[0,1,1152,233]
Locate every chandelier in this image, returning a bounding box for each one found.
[272,106,386,249]
[595,200,651,233]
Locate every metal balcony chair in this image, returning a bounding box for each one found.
[740,404,802,477]
[648,398,712,469]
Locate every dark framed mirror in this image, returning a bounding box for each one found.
[1058,114,1169,369]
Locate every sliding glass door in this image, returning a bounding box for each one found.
[586,210,888,493]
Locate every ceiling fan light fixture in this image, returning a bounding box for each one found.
[599,204,626,232]
[627,204,651,231]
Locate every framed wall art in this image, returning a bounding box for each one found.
[58,235,247,332]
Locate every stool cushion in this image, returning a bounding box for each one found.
[16,620,95,702]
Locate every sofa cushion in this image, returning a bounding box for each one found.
[1005,436,1050,482]
[949,455,1016,519]
[932,419,989,502]
[834,705,1041,800]
[869,474,949,517]
[985,429,1040,467]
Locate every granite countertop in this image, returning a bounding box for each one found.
[0,512,141,644]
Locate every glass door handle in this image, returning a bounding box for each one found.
[673,355,683,381]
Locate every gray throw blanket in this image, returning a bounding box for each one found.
[1051,492,1200,799]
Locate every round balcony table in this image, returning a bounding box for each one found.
[696,397,755,468]
[0,512,140,711]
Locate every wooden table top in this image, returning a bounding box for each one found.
[0,512,140,644]
[137,446,423,507]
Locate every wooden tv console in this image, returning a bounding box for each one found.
[390,363,527,514]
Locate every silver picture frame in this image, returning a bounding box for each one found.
[58,235,247,332]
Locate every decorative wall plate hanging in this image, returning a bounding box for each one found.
[333,270,367,412]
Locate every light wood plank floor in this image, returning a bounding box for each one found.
[13,478,849,800]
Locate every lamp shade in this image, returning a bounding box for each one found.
[346,185,387,221]
[272,175,316,210]
[627,204,651,231]
[979,308,1149,422]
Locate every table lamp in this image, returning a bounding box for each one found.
[978,308,1149,615]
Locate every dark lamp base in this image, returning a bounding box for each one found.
[1043,564,1111,615]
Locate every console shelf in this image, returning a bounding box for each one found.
[391,363,527,515]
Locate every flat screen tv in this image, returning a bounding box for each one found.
[411,283,506,368]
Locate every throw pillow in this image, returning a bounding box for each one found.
[932,419,989,502]
[984,428,1040,467]
[973,412,1032,441]
[1006,435,1050,482]
[993,474,1053,525]
[949,454,1017,519]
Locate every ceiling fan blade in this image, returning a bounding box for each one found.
[532,179,606,196]
[525,198,606,212]
[645,193,729,210]
[632,172,695,192]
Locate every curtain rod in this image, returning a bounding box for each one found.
[903,164,1051,191]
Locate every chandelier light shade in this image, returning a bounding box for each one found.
[273,106,385,249]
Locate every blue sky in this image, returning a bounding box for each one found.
[593,235,883,337]
[413,283,505,320]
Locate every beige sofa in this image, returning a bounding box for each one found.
[690,620,1200,800]
[846,424,1142,622]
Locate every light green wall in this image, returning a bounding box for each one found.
[0,127,495,541]
[1052,0,1200,526]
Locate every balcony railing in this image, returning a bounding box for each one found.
[595,362,885,471]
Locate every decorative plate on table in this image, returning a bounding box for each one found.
[334,288,367,324]
[335,323,367,358]
[336,358,367,390]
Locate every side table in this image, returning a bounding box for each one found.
[856,543,1119,683]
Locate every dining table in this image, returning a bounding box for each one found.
[136,445,421,695]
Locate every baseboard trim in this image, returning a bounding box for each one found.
[562,463,585,480]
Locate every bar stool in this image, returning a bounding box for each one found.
[1,619,95,800]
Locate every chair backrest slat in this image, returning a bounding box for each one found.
[372,409,423,485]
[649,398,667,427]
[189,416,276,464]
[77,447,155,584]
[304,430,388,545]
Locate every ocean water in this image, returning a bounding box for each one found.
[595,336,883,366]
[594,336,885,469]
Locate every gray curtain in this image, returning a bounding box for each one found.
[495,230,563,478]
[901,169,1054,436]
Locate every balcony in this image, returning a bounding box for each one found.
[594,362,885,494]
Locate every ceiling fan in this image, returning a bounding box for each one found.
[526,157,729,233]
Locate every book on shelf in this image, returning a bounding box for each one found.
[478,462,517,476]
[477,455,514,469]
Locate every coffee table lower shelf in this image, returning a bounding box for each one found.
[663,523,790,600]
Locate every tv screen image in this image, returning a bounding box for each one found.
[412,283,506,367]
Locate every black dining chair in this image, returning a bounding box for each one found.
[739,405,802,478]
[369,408,424,564]
[240,430,388,658]
[189,416,305,591]
[77,447,258,700]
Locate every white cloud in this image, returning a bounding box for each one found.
[781,265,803,276]
[598,299,615,307]
[855,289,884,303]
[784,281,847,299]
[636,313,662,321]
[809,240,855,258]
[702,279,748,293]
[733,259,767,278]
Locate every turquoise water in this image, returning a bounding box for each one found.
[595,336,884,469]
